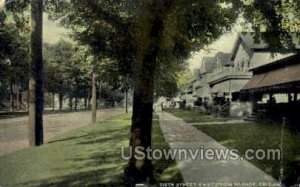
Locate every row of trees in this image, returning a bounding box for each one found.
[45,40,126,111]
[46,0,300,184]
[45,40,91,111]
[0,17,130,112]
[1,0,187,147]
[2,0,300,185]
[0,6,29,111]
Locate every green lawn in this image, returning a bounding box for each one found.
[0,113,182,186]
[194,122,300,186]
[152,115,183,183]
[164,108,227,123]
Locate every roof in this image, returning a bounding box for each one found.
[193,69,200,79]
[231,32,300,60]
[215,52,232,66]
[231,33,267,60]
[249,53,300,74]
[200,57,215,74]
[239,33,269,50]
[242,57,300,92]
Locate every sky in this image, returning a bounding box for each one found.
[43,13,71,44]
[188,32,238,71]
[42,13,239,71]
[0,0,4,9]
[1,1,243,71]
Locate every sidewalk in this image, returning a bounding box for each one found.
[189,119,248,126]
[158,112,280,186]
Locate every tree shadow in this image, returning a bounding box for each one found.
[5,114,182,187]
[19,120,131,187]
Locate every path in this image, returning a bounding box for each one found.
[0,108,123,157]
[158,112,280,186]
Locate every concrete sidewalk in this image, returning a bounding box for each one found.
[158,112,281,186]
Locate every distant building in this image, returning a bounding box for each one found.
[241,53,300,123]
[181,81,194,107]
[186,32,300,117]
[193,57,216,108]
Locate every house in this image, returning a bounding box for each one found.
[208,52,249,101]
[193,57,216,109]
[181,81,195,108]
[241,53,300,124]
[182,32,300,117]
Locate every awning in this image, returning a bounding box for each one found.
[242,62,300,92]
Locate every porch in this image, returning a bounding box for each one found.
[241,53,300,129]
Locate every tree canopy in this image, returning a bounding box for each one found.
[0,5,29,108]
[2,0,300,184]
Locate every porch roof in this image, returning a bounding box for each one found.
[242,58,300,93]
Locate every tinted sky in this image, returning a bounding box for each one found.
[188,32,238,70]
[42,13,239,71]
[43,13,71,44]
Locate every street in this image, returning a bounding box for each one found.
[0,108,124,157]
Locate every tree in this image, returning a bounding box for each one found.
[28,0,44,146]
[46,0,136,121]
[0,5,30,111]
[91,60,97,122]
[44,40,93,111]
[46,0,300,184]
[154,59,189,98]
[3,0,44,146]
[70,47,92,111]
[46,0,238,183]
[240,0,300,49]
[44,40,74,111]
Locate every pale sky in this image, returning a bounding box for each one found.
[2,1,245,67]
[42,13,240,70]
[0,0,4,9]
[43,13,71,44]
[2,3,69,43]
[188,32,238,70]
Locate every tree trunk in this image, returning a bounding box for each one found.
[91,72,97,123]
[16,83,21,110]
[98,81,102,109]
[19,89,23,110]
[125,89,128,113]
[59,93,63,111]
[125,1,165,184]
[126,55,157,184]
[84,97,87,110]
[69,97,73,111]
[88,95,91,110]
[28,0,44,146]
[52,92,55,111]
[10,83,14,112]
[74,97,78,111]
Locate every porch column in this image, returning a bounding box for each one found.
[294,92,298,102]
[288,93,292,103]
[228,80,232,102]
[250,93,256,113]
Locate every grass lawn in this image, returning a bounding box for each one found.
[164,108,227,123]
[0,113,182,186]
[152,115,183,183]
[194,122,300,186]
